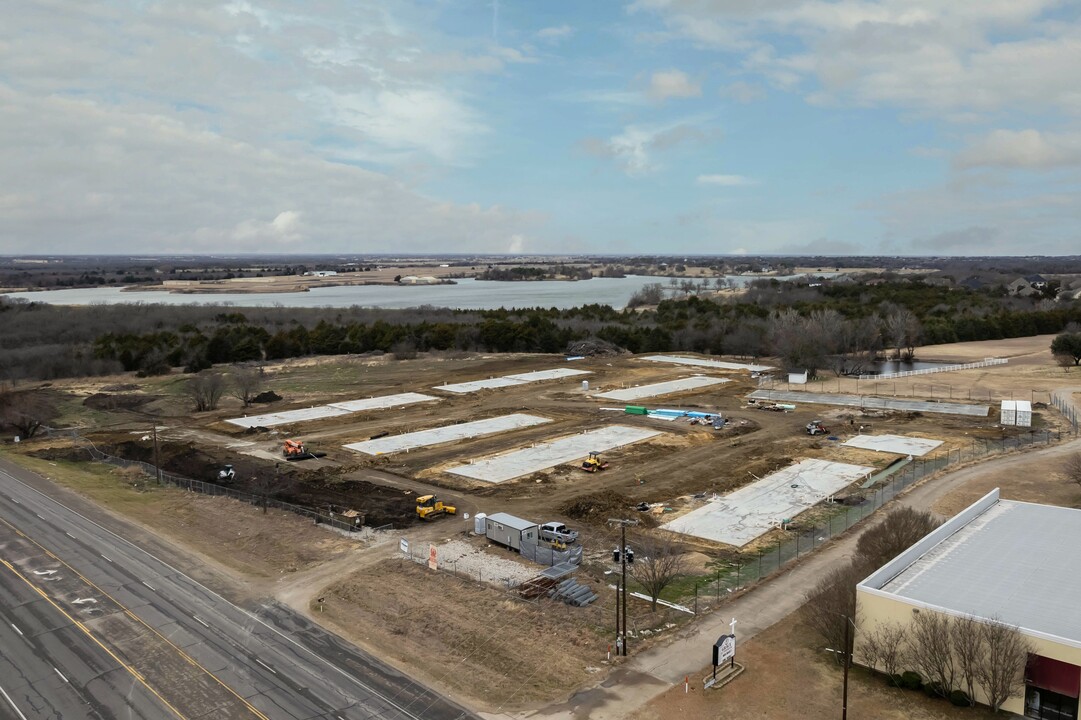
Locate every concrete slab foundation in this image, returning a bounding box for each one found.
[747,390,989,417]
[642,355,773,373]
[343,413,551,455]
[841,434,943,457]
[447,425,661,484]
[595,376,729,401]
[662,458,875,546]
[225,392,438,428]
[435,368,591,394]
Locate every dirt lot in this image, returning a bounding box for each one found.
[629,611,999,720]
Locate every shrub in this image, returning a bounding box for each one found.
[899,671,923,691]
[923,680,946,698]
[949,689,971,707]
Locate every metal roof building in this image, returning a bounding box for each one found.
[857,489,1081,718]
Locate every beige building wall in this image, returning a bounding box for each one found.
[857,589,1081,715]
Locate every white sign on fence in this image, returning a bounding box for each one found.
[399,538,409,555]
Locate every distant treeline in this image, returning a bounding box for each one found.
[1,276,1079,381]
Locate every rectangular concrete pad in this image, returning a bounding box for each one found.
[435,367,591,394]
[595,376,730,401]
[447,425,661,484]
[343,413,551,455]
[226,392,438,428]
[327,393,438,412]
[747,390,989,417]
[642,355,773,372]
[842,434,943,457]
[662,458,874,547]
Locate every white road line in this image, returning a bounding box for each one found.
[0,682,28,720]
[11,623,23,636]
[255,658,277,674]
[100,554,112,563]
[64,532,75,539]
[142,581,155,591]
[9,498,18,503]
[0,468,429,720]
[36,514,45,520]
[54,667,69,683]
[193,615,210,628]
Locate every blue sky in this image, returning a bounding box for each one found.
[2,1,1081,255]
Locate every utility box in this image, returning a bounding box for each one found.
[484,512,538,551]
[1000,400,1017,426]
[1015,400,1032,427]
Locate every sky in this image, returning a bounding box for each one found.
[3,1,1081,256]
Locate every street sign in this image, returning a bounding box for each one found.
[399,538,409,555]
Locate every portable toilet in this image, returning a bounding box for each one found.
[474,513,487,535]
[582,380,590,391]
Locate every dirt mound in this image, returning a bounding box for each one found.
[252,390,282,404]
[101,383,140,392]
[564,338,626,357]
[83,393,157,411]
[561,490,637,523]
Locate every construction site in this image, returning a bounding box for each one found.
[7,334,1080,714]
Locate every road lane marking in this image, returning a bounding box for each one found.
[255,659,277,675]
[193,615,210,628]
[100,554,112,562]
[0,682,28,720]
[142,581,155,591]
[10,623,22,636]
[9,498,18,503]
[0,519,269,720]
[65,532,75,539]
[36,514,45,520]
[0,472,424,720]
[0,558,188,719]
[54,668,69,683]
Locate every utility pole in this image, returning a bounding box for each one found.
[608,518,638,656]
[151,424,162,484]
[841,613,853,720]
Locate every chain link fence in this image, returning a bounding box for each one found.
[74,438,364,534]
[689,428,1064,607]
[1052,391,1080,433]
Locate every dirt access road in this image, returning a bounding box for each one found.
[501,419,1081,720]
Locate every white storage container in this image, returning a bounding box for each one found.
[1015,400,1032,427]
[1000,400,1016,426]
[474,512,487,535]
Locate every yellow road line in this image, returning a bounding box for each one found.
[0,518,269,720]
[0,558,188,720]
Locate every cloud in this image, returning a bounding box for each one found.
[581,121,712,175]
[0,88,540,253]
[647,69,702,101]
[955,129,1081,170]
[697,174,758,186]
[630,1,1081,117]
[721,81,765,104]
[536,24,574,41]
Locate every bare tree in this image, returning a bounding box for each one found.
[229,365,263,407]
[883,306,921,361]
[906,611,957,697]
[952,615,983,705]
[629,532,686,611]
[251,465,296,514]
[0,390,57,440]
[185,371,226,412]
[855,507,941,568]
[975,618,1033,712]
[1064,453,1081,488]
[803,559,871,659]
[858,621,907,681]
[1055,353,1075,372]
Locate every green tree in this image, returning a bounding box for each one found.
[1051,332,1081,365]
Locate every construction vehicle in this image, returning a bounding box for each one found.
[217,465,235,482]
[282,439,326,461]
[581,451,609,473]
[806,420,830,436]
[416,494,456,521]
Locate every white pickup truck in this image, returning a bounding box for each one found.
[539,521,579,545]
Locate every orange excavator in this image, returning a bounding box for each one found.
[283,439,325,461]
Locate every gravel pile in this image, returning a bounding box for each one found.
[438,539,538,585]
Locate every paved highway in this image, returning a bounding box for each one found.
[0,460,474,720]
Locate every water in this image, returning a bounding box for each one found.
[861,359,949,375]
[2,274,821,310]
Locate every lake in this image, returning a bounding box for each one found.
[1,274,824,311]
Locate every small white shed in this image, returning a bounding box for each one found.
[788,371,808,385]
[1015,400,1032,427]
[1000,400,1016,426]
